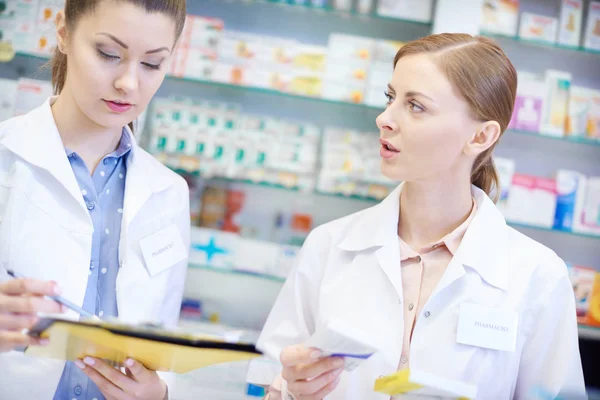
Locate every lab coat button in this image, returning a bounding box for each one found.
[408,303,414,311]
[424,311,431,318]
[416,255,422,263]
[400,356,408,364]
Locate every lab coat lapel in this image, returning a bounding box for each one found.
[338,184,404,300]
[431,186,510,298]
[0,98,89,217]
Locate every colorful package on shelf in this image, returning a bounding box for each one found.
[532,177,558,228]
[31,0,63,55]
[0,78,18,122]
[540,70,571,137]
[218,30,297,68]
[581,177,600,232]
[566,86,600,138]
[518,13,558,44]
[575,268,600,327]
[189,227,240,268]
[503,174,556,227]
[3,0,40,53]
[493,156,516,215]
[291,44,327,72]
[322,82,365,104]
[583,1,600,51]
[376,0,434,23]
[327,33,375,65]
[170,15,223,79]
[554,169,587,231]
[318,127,396,199]
[481,0,520,36]
[13,77,53,116]
[508,73,545,133]
[180,298,203,320]
[558,0,584,47]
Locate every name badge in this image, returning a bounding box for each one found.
[456,303,518,352]
[139,224,187,276]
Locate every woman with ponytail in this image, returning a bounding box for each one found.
[257,33,586,400]
[0,1,188,399]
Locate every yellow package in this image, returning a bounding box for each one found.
[374,369,475,399]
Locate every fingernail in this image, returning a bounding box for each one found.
[83,357,95,366]
[61,305,68,313]
[53,285,62,296]
[39,338,50,346]
[125,358,134,367]
[75,359,85,369]
[334,358,344,368]
[310,350,322,359]
[334,367,344,376]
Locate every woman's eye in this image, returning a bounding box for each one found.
[409,101,425,112]
[97,49,120,61]
[142,62,161,71]
[384,91,394,104]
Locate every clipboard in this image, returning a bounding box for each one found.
[27,318,262,374]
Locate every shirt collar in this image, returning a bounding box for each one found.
[399,198,478,261]
[65,127,132,160]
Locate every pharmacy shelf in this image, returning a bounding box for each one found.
[510,129,600,148]
[168,75,383,112]
[177,170,600,241]
[189,263,286,283]
[249,0,433,27]
[481,32,600,57]
[508,221,600,241]
[579,325,600,341]
[9,52,600,148]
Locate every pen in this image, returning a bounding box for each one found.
[6,269,100,320]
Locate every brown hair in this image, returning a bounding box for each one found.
[51,0,186,94]
[393,33,517,201]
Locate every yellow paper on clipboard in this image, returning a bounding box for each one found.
[374,368,475,399]
[26,318,261,374]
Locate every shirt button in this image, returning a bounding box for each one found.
[408,303,414,311]
[86,202,95,211]
[90,261,95,270]
[103,158,109,165]
[74,385,82,395]
[400,356,408,364]
[424,311,431,318]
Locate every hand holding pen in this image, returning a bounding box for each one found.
[0,270,66,352]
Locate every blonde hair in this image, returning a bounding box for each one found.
[394,33,517,201]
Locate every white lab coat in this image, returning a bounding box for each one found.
[256,184,586,399]
[0,98,190,400]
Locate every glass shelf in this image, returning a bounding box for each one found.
[168,75,383,112]
[509,129,600,147]
[249,0,433,27]
[481,32,600,57]
[508,221,600,241]
[188,263,286,283]
[176,169,600,241]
